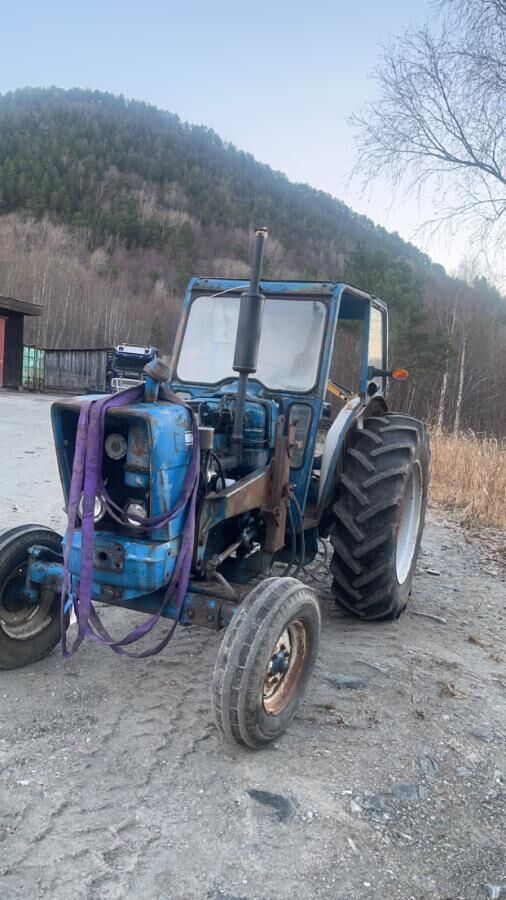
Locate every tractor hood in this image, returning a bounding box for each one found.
[51,396,193,543]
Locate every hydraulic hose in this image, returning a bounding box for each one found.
[281,503,297,576]
[210,450,226,491]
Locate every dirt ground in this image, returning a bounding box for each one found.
[0,391,505,900]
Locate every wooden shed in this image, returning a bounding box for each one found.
[43,348,109,393]
[0,295,42,389]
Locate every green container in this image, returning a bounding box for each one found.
[22,346,45,391]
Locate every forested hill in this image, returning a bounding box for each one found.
[0,86,437,264]
[0,86,505,434]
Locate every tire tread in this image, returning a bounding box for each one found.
[329,412,429,621]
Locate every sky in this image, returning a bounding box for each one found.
[0,0,466,273]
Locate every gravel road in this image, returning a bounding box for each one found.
[0,392,505,900]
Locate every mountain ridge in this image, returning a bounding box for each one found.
[0,86,446,274]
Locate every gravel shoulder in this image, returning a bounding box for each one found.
[0,392,505,900]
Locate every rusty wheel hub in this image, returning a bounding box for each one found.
[263,620,308,716]
[0,562,54,641]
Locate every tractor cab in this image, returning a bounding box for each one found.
[170,274,390,541]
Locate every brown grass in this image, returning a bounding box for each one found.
[429,430,506,529]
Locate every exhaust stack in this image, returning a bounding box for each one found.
[231,227,268,463]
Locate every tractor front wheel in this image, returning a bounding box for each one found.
[330,413,430,620]
[0,525,64,669]
[212,577,321,749]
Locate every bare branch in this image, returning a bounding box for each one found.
[351,0,506,268]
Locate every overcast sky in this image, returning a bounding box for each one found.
[1,0,467,273]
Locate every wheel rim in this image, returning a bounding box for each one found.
[0,562,55,641]
[396,462,423,585]
[263,619,308,716]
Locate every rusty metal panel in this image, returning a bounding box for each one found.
[43,349,108,393]
[263,418,294,554]
[199,467,271,534]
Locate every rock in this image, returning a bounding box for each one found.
[468,751,483,766]
[472,725,496,743]
[482,791,506,805]
[418,753,439,778]
[426,569,441,576]
[391,782,423,802]
[483,886,506,900]
[323,672,367,690]
[456,767,473,777]
[247,789,297,822]
[357,792,392,822]
[353,658,389,674]
[347,836,359,855]
[411,611,447,624]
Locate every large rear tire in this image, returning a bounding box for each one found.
[330,413,429,620]
[0,525,64,669]
[212,577,321,749]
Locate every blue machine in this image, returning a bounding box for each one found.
[0,229,430,748]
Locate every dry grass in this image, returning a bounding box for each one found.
[429,429,506,529]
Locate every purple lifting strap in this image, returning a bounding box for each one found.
[60,384,200,658]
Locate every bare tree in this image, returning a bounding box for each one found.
[436,297,457,430]
[352,0,506,266]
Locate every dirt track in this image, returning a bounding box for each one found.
[0,392,505,900]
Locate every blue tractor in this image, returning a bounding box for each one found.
[0,229,429,748]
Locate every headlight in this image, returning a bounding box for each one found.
[105,432,127,460]
[124,501,147,526]
[77,493,106,523]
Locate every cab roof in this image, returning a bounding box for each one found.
[190,277,387,312]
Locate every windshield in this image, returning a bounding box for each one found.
[177,295,327,392]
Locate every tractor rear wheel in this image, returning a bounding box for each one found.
[0,525,64,669]
[212,577,321,749]
[329,413,429,620]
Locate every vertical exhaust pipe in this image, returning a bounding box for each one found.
[231,227,268,463]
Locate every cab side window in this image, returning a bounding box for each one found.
[327,297,367,419]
